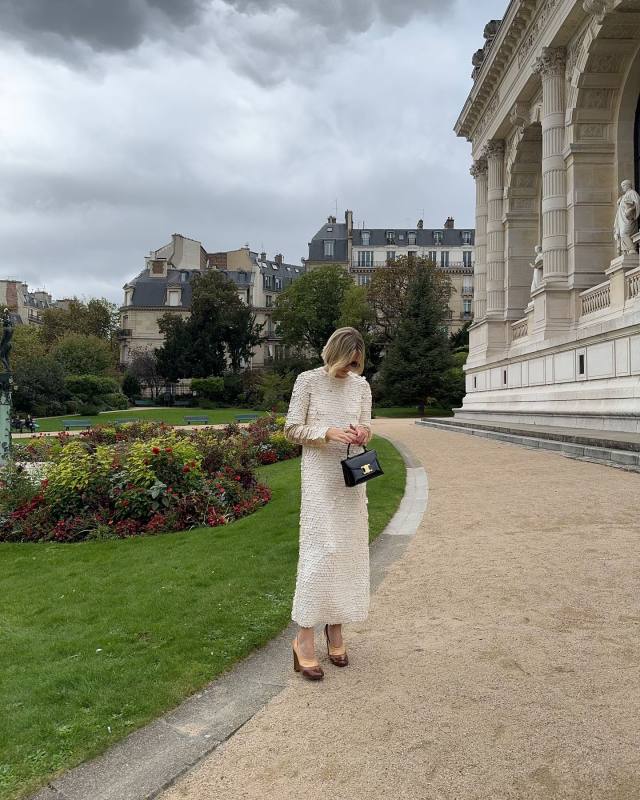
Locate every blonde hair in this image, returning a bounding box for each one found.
[321,327,365,377]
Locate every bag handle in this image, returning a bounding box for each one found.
[346,442,367,458]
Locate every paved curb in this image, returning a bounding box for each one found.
[416,418,640,472]
[29,436,428,800]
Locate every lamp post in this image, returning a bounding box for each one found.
[0,308,15,468]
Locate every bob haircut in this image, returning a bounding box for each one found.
[321,327,365,378]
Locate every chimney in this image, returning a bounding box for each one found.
[274,253,283,265]
[260,252,267,262]
[444,216,455,229]
[345,209,353,235]
[417,219,424,229]
[328,215,337,224]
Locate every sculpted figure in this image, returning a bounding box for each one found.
[530,245,544,293]
[614,179,640,255]
[0,308,13,373]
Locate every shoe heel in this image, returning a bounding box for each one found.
[292,645,301,672]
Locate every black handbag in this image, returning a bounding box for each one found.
[340,442,384,487]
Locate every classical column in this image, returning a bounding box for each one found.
[485,139,506,315]
[533,46,568,282]
[470,157,488,320]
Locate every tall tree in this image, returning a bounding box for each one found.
[41,298,118,345]
[378,259,453,414]
[271,265,355,360]
[51,333,115,375]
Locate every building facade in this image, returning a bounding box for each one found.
[118,234,305,369]
[0,280,59,325]
[454,0,640,433]
[307,211,475,334]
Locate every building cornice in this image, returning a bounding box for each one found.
[455,0,555,141]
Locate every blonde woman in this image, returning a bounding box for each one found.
[283,327,373,680]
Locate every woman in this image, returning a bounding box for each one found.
[283,327,373,681]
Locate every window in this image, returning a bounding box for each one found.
[357,251,373,267]
[275,277,282,290]
[167,289,181,307]
[428,251,437,262]
[473,375,477,389]
[324,240,335,257]
[385,230,395,245]
[433,231,443,245]
[463,300,472,316]
[408,250,417,261]
[463,250,472,268]
[462,278,473,293]
[503,369,507,386]
[361,231,370,246]
[265,295,272,307]
[408,231,417,245]
[462,231,472,245]
[440,251,450,268]
[578,354,585,375]
[357,274,371,286]
[386,251,396,262]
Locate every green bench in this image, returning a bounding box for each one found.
[184,415,209,425]
[63,419,92,431]
[235,414,259,423]
[133,399,155,407]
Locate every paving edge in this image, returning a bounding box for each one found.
[416,419,640,473]
[29,435,428,800]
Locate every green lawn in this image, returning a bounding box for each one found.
[30,407,268,433]
[374,406,454,418]
[0,434,406,800]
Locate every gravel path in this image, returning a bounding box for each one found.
[160,419,640,800]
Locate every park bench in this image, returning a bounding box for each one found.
[235,414,259,423]
[184,415,209,425]
[11,419,39,433]
[63,420,92,431]
[133,399,155,407]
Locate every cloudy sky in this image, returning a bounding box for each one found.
[0,0,506,305]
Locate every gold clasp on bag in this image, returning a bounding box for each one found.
[360,463,373,475]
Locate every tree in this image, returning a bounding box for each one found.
[155,315,193,382]
[41,298,118,346]
[337,282,382,375]
[51,333,115,376]
[450,319,472,351]
[271,265,355,360]
[128,349,164,399]
[13,356,67,416]
[10,325,47,373]
[378,259,453,414]
[155,271,264,379]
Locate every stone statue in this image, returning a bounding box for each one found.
[0,308,14,374]
[614,179,640,255]
[530,245,544,293]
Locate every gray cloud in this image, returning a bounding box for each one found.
[0,0,207,54]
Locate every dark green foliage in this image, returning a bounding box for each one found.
[378,260,453,413]
[156,271,264,380]
[65,374,126,412]
[191,376,225,400]
[13,356,67,416]
[51,333,115,375]
[449,319,472,350]
[122,371,141,399]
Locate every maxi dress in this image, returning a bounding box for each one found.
[283,366,373,627]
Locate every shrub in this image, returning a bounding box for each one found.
[191,376,224,400]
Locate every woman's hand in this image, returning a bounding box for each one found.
[325,426,361,444]
[349,424,369,445]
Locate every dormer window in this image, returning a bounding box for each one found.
[408,231,417,245]
[462,231,472,245]
[385,231,395,245]
[166,288,182,307]
[433,231,443,245]
[361,230,370,246]
[324,240,335,257]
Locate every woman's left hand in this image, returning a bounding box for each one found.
[349,424,369,445]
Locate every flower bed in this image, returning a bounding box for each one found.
[1,413,301,543]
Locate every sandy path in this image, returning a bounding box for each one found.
[160,419,640,800]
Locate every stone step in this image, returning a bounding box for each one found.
[415,417,640,470]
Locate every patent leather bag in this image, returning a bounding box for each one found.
[340,442,384,487]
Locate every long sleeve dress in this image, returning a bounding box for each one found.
[283,366,373,627]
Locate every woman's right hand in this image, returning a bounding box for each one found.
[325,426,360,444]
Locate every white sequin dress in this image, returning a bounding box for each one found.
[283,366,373,627]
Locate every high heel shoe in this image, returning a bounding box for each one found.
[324,623,349,667]
[292,636,324,680]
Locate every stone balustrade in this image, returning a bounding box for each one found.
[510,317,528,340]
[626,266,640,300]
[580,280,611,316]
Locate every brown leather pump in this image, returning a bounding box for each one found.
[324,623,349,667]
[292,636,324,680]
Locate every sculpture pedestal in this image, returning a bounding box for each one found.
[0,373,12,468]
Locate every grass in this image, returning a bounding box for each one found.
[374,406,454,418]
[0,434,406,800]
[30,407,267,433]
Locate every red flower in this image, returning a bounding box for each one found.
[165,447,173,453]
[152,447,160,455]
[182,465,190,474]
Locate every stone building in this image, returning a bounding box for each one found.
[118,233,305,368]
[307,211,475,335]
[0,280,58,325]
[454,1,640,433]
